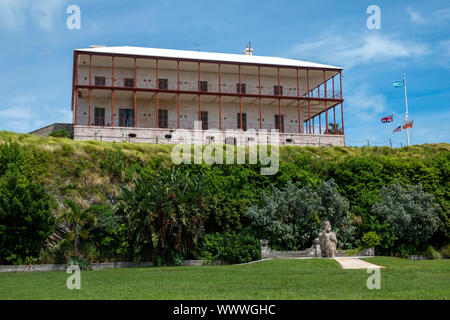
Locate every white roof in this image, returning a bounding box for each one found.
[76,46,342,70]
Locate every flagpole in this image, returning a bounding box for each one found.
[403,73,410,146]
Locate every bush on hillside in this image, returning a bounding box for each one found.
[49,128,71,138]
[371,183,440,254]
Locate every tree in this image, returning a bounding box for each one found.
[117,167,212,262]
[328,122,343,135]
[0,170,54,264]
[247,181,322,250]
[371,183,440,253]
[58,200,98,256]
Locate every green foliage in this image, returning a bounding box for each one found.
[423,245,441,260]
[117,166,212,262]
[0,142,55,265]
[440,244,450,259]
[68,255,92,270]
[49,128,71,138]
[360,231,381,249]
[58,200,98,256]
[200,230,261,264]
[371,183,440,254]
[247,180,354,250]
[101,148,127,178]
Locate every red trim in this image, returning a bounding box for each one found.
[307,69,311,134]
[258,65,262,130]
[218,64,222,131]
[177,60,180,129]
[324,70,328,134]
[297,68,301,133]
[156,59,158,128]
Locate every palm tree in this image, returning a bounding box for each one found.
[328,122,343,135]
[58,200,98,256]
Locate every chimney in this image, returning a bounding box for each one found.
[243,41,253,55]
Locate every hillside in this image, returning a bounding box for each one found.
[0,130,448,207]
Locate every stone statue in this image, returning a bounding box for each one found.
[318,221,337,258]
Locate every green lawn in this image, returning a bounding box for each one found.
[0,257,449,299]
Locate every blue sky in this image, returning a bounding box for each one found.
[0,0,448,146]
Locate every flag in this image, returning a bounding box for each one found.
[402,120,413,129]
[393,126,401,133]
[393,80,404,88]
[381,115,393,123]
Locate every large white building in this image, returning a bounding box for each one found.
[71,45,345,146]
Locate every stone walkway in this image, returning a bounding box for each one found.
[334,257,385,269]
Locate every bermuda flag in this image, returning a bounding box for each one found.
[393,125,401,133]
[402,120,413,129]
[381,115,393,123]
[393,79,405,88]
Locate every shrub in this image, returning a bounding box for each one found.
[440,244,450,259]
[0,170,55,265]
[371,183,440,254]
[68,255,92,270]
[317,179,355,248]
[101,148,127,178]
[360,231,381,249]
[247,182,321,250]
[117,167,212,262]
[247,180,354,250]
[423,245,441,260]
[49,128,71,138]
[200,230,261,264]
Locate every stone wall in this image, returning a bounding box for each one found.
[74,125,345,147]
[29,123,74,137]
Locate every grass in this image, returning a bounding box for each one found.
[0,257,449,300]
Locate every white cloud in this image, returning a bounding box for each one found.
[433,8,450,22]
[287,32,430,69]
[344,83,387,121]
[0,0,66,31]
[406,6,427,25]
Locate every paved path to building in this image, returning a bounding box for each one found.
[334,257,385,269]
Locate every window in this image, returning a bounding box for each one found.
[275,114,284,132]
[124,78,134,88]
[274,85,283,96]
[95,76,105,86]
[201,111,208,130]
[158,109,168,128]
[94,107,105,126]
[119,109,134,127]
[237,113,247,131]
[236,83,246,94]
[199,81,208,92]
[158,78,168,90]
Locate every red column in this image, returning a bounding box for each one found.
[340,71,344,134]
[156,59,159,128]
[198,61,201,122]
[133,57,137,128]
[74,52,78,125]
[324,70,328,134]
[277,67,282,132]
[111,56,114,127]
[177,60,180,129]
[333,105,336,134]
[88,54,92,126]
[319,114,321,134]
[332,75,335,99]
[258,65,262,130]
[219,63,222,131]
[239,64,242,130]
[297,68,301,133]
[307,69,311,134]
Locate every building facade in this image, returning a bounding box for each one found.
[71,46,345,146]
